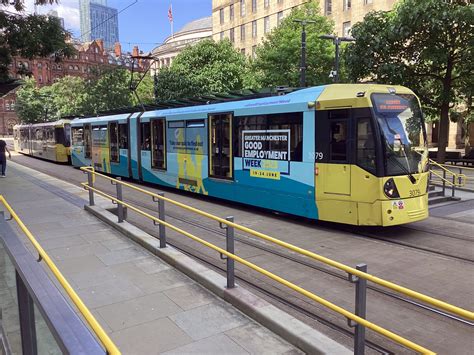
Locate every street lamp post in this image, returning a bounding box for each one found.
[293,19,316,87]
[319,34,355,83]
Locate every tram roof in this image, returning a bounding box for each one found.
[13,119,71,129]
[71,84,415,125]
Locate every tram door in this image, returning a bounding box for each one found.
[209,114,233,179]
[315,109,351,196]
[326,119,351,195]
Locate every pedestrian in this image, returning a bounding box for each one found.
[0,139,12,177]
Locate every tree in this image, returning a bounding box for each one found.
[154,67,202,101]
[131,73,156,106]
[50,76,89,117]
[154,39,250,101]
[15,78,52,123]
[344,0,473,163]
[85,68,133,114]
[1,1,75,82]
[252,2,334,88]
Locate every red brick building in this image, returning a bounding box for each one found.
[0,39,150,135]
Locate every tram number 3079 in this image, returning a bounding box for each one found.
[409,189,421,197]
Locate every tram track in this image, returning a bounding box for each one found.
[126,197,474,327]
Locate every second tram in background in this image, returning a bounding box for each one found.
[13,120,72,163]
[69,83,430,226]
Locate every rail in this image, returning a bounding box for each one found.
[80,168,474,354]
[0,195,121,355]
[429,159,474,193]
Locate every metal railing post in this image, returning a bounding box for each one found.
[348,263,367,355]
[87,170,94,206]
[452,172,456,198]
[442,169,446,195]
[226,216,235,289]
[158,192,166,248]
[116,177,124,223]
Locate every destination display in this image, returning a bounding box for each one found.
[242,129,290,177]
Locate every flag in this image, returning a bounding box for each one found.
[168,4,173,23]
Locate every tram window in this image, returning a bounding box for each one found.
[168,121,184,128]
[84,124,92,159]
[55,127,66,145]
[35,129,43,140]
[357,118,376,173]
[109,122,119,163]
[329,109,350,120]
[186,120,205,128]
[151,119,166,170]
[141,122,151,150]
[72,127,83,146]
[329,121,347,161]
[235,112,303,161]
[119,124,128,149]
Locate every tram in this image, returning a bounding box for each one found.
[71,84,429,226]
[13,120,72,163]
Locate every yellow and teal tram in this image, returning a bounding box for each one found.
[71,84,429,226]
[13,119,72,163]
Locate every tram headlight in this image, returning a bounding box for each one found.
[383,178,400,198]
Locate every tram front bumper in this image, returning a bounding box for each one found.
[379,194,429,226]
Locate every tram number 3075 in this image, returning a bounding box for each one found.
[409,189,421,197]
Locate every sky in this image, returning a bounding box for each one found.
[7,0,212,53]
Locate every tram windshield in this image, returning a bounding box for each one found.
[372,93,428,176]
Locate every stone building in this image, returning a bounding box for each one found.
[150,16,212,74]
[3,39,150,134]
[212,0,398,57]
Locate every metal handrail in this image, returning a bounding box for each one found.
[81,182,435,354]
[428,159,467,187]
[80,166,474,322]
[0,195,121,355]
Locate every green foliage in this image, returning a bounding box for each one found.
[16,68,139,122]
[15,78,50,123]
[252,2,334,87]
[0,6,75,82]
[131,73,157,106]
[85,68,132,114]
[344,0,473,161]
[154,39,250,101]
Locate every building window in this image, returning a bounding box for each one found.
[343,0,351,11]
[277,11,284,25]
[252,0,257,13]
[240,0,246,17]
[220,8,224,24]
[342,21,351,37]
[74,65,79,70]
[240,25,245,41]
[230,28,235,42]
[68,65,73,70]
[252,20,257,38]
[220,31,224,40]
[252,45,257,58]
[325,0,332,15]
[241,48,246,55]
[37,62,42,68]
[264,16,270,33]
[264,0,270,8]
[38,75,42,83]
[230,4,234,20]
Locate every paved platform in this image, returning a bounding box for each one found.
[0,162,350,354]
